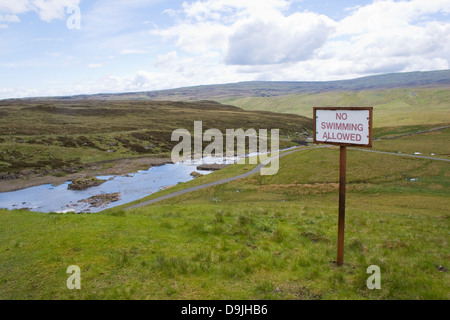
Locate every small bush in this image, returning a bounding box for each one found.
[237,215,253,226]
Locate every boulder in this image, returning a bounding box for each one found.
[79,192,121,208]
[68,177,106,190]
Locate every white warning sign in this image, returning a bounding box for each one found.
[314,108,373,147]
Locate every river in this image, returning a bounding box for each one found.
[0,148,287,213]
[0,159,220,213]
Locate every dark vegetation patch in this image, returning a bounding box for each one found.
[76,136,97,148]
[128,143,150,154]
[115,137,130,145]
[131,131,154,141]
[130,131,168,143]
[0,99,312,171]
[115,137,152,153]
[0,148,82,173]
[58,136,77,148]
[21,104,131,117]
[0,158,79,173]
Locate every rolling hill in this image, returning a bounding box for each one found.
[13,70,449,128]
[20,69,450,102]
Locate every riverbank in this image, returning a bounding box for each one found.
[0,157,173,193]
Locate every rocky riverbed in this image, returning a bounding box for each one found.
[0,157,173,193]
[0,159,214,213]
[79,192,122,208]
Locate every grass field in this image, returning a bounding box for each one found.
[221,87,450,128]
[1,129,448,299]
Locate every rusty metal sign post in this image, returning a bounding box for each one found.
[313,107,373,266]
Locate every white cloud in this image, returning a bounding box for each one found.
[149,0,450,77]
[127,70,154,90]
[35,0,80,22]
[225,12,335,65]
[181,0,291,22]
[323,0,450,75]
[337,0,450,35]
[0,87,14,94]
[150,0,293,55]
[154,51,179,68]
[0,0,80,23]
[152,0,336,65]
[0,0,30,14]
[151,21,230,55]
[0,14,20,23]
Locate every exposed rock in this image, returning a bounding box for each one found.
[436,265,448,272]
[78,192,121,208]
[68,177,106,190]
[0,172,22,181]
[196,164,230,171]
[190,171,204,178]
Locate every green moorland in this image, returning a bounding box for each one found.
[61,70,450,102]
[0,127,449,299]
[0,100,310,174]
[221,87,450,128]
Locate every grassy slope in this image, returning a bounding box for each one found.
[1,76,449,299]
[1,129,449,299]
[0,100,310,174]
[221,87,450,127]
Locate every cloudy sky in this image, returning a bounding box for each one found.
[0,0,449,99]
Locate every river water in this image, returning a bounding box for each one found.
[0,148,284,213]
[0,158,222,213]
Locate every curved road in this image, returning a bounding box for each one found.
[125,146,326,210]
[125,142,449,210]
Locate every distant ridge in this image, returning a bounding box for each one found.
[21,69,450,101]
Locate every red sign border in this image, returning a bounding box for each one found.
[313,107,373,148]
